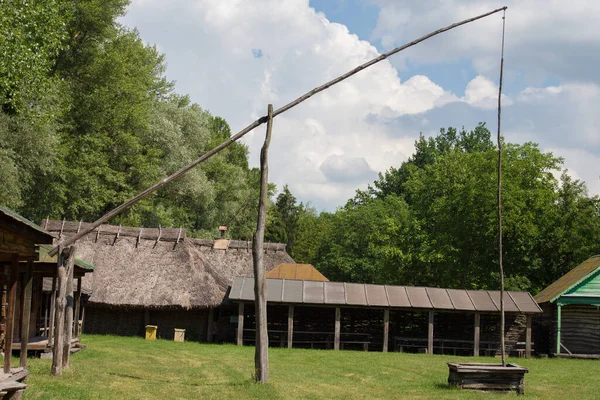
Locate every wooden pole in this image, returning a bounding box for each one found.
[4,253,19,373]
[73,278,82,338]
[19,260,33,367]
[525,314,532,359]
[496,9,507,367]
[206,308,214,343]
[252,104,273,383]
[334,307,341,351]
[46,6,507,258]
[428,311,434,355]
[473,312,481,357]
[383,309,389,353]
[52,246,67,376]
[237,303,244,346]
[62,246,76,369]
[287,305,294,349]
[47,275,56,345]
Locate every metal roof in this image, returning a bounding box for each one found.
[535,255,600,304]
[229,277,542,313]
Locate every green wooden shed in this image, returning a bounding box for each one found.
[535,255,600,356]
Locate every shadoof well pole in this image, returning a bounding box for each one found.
[46,6,508,381]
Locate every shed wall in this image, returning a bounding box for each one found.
[561,304,600,354]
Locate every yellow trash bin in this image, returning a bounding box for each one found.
[145,325,157,340]
[174,328,185,342]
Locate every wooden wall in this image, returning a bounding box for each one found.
[561,304,600,354]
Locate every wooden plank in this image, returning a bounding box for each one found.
[237,303,244,346]
[19,260,33,367]
[428,311,434,355]
[206,308,214,343]
[474,312,480,357]
[4,254,19,373]
[62,246,76,368]
[383,309,389,353]
[334,307,341,351]
[287,305,294,349]
[525,314,532,359]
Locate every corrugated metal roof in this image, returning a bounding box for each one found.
[535,255,600,304]
[0,206,55,242]
[229,277,542,313]
[265,263,329,281]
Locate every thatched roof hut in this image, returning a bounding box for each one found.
[42,220,294,310]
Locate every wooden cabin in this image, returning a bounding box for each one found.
[535,255,600,357]
[42,219,293,343]
[0,206,56,395]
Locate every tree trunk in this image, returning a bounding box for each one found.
[63,247,76,369]
[252,104,273,383]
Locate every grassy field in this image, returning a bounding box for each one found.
[20,335,600,399]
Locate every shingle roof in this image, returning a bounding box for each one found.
[534,255,600,304]
[229,277,542,313]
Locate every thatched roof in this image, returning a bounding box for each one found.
[42,220,294,309]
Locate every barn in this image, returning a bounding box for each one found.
[535,255,600,356]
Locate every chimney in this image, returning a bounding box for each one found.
[218,225,227,239]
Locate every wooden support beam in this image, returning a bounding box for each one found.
[334,307,341,351]
[73,278,82,338]
[62,246,76,369]
[206,308,214,343]
[43,293,49,337]
[428,311,434,355]
[19,260,33,367]
[52,246,71,376]
[4,254,19,373]
[525,314,532,359]
[383,309,389,353]
[47,276,56,344]
[287,305,294,349]
[556,304,562,355]
[237,303,244,346]
[474,312,481,357]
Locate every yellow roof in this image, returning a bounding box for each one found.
[266,263,328,282]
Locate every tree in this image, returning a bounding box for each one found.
[265,185,304,251]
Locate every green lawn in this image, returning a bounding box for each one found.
[20,335,600,399]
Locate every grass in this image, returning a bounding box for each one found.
[19,335,600,399]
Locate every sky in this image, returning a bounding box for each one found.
[121,0,600,211]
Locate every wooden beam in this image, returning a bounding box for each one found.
[237,303,244,346]
[73,278,82,338]
[63,247,75,368]
[556,304,562,355]
[47,276,56,344]
[474,312,481,357]
[287,305,294,349]
[428,311,434,355]
[206,308,214,343]
[19,260,33,367]
[525,314,532,359]
[383,309,389,353]
[4,254,19,373]
[334,307,341,351]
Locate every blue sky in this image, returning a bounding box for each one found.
[122,0,600,211]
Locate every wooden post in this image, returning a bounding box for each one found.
[47,275,56,344]
[474,312,481,357]
[73,278,82,338]
[237,303,244,346]
[62,246,76,369]
[206,308,214,343]
[287,305,294,349]
[334,307,341,351]
[43,293,49,337]
[80,305,85,334]
[428,311,434,355]
[383,309,389,353]
[52,246,68,375]
[556,304,561,355]
[4,254,19,373]
[525,314,532,359]
[251,104,273,383]
[19,260,33,367]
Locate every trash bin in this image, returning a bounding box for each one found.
[145,325,157,340]
[174,328,185,342]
